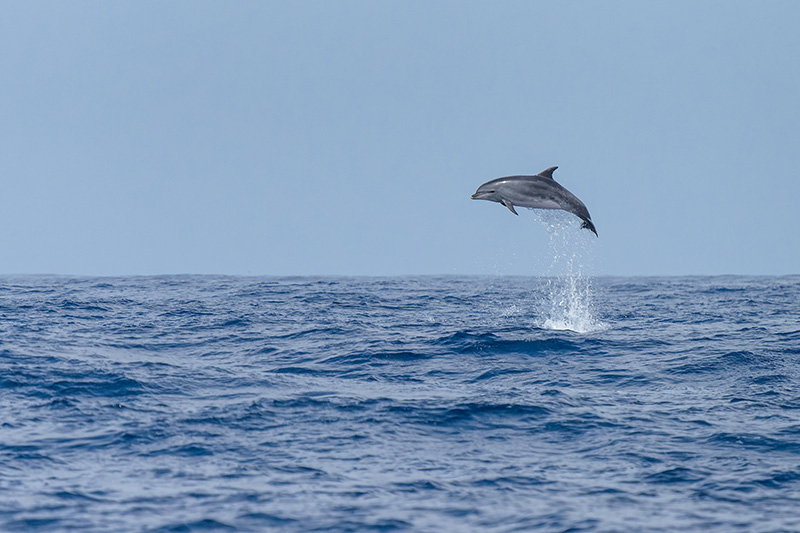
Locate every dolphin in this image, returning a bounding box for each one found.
[471,166,597,236]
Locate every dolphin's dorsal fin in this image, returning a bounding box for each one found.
[537,166,558,179]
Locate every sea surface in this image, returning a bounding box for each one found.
[1,273,800,532]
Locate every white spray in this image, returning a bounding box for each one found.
[534,211,606,333]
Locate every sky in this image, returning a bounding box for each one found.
[1,1,798,276]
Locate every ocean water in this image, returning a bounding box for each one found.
[1,273,800,532]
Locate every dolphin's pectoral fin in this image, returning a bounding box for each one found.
[501,200,519,215]
[536,166,558,179]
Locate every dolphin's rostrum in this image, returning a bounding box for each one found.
[471,167,597,236]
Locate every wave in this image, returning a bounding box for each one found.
[433,331,583,355]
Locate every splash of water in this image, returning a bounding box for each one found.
[534,211,606,333]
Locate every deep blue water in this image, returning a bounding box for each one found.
[1,275,799,532]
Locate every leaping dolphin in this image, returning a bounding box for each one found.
[471,166,597,236]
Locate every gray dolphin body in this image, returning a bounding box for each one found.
[471,166,597,236]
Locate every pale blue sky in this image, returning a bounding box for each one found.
[1,1,798,276]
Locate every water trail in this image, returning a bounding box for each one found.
[534,211,606,333]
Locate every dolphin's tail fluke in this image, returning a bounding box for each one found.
[581,219,598,237]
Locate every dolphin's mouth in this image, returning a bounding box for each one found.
[471,190,495,200]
